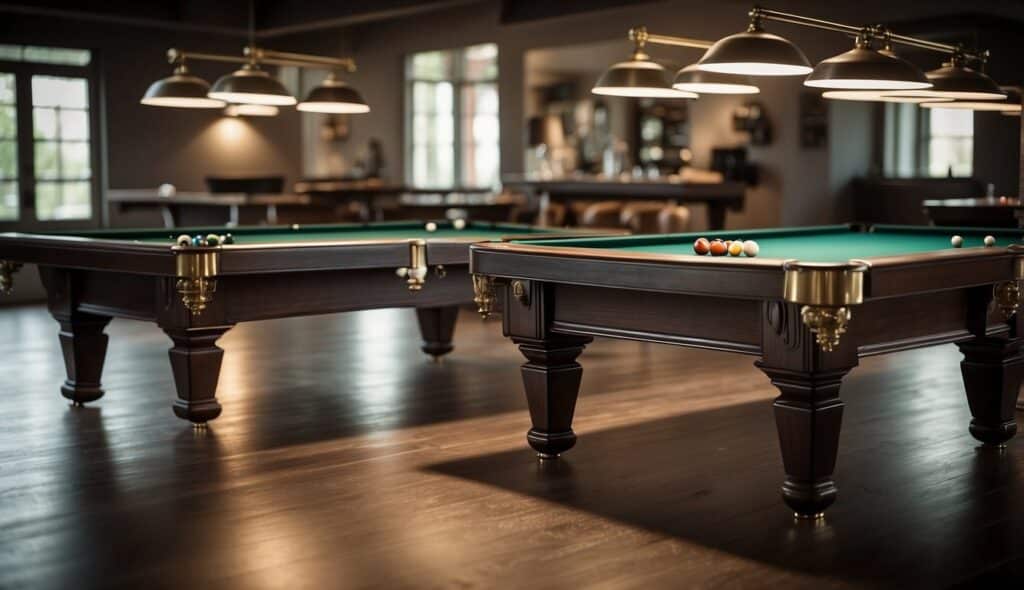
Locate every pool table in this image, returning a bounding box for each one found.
[0,220,601,426]
[469,224,1024,518]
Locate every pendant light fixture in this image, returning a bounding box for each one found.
[224,104,280,117]
[696,11,811,76]
[672,64,760,94]
[140,61,225,109]
[140,0,369,115]
[820,90,952,104]
[804,34,931,90]
[887,57,1005,102]
[592,28,698,98]
[297,73,371,113]
[920,87,1020,112]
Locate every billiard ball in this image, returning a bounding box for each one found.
[453,218,467,230]
[223,233,234,245]
[191,235,205,247]
[709,240,727,256]
[291,224,300,231]
[742,240,759,257]
[176,234,192,247]
[693,237,710,255]
[425,222,438,232]
[984,235,996,247]
[728,240,744,256]
[950,235,964,248]
[205,234,221,246]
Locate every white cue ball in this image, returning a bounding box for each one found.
[425,222,438,232]
[951,235,964,248]
[742,240,759,257]
[453,218,467,230]
[983,235,996,247]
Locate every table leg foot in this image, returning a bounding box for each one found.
[416,306,458,360]
[958,336,1022,447]
[516,335,591,458]
[164,325,233,425]
[54,312,112,405]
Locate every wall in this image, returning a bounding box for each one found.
[284,0,1024,228]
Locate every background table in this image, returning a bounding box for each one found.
[922,197,1023,228]
[107,190,332,228]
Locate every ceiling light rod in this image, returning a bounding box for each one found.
[166,47,356,73]
[750,5,987,62]
[630,27,713,51]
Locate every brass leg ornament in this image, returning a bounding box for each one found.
[176,278,217,315]
[993,280,1022,320]
[472,274,496,320]
[0,261,22,295]
[800,306,851,353]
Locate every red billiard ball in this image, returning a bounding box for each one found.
[709,240,728,256]
[693,237,710,255]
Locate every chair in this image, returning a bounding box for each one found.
[579,201,623,229]
[657,205,692,233]
[620,201,669,234]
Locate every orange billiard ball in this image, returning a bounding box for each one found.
[693,237,711,255]
[709,240,728,256]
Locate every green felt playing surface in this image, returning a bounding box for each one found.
[515,225,1024,263]
[59,221,549,245]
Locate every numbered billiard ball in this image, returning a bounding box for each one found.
[191,235,205,247]
[709,240,727,256]
[728,241,744,256]
[223,233,234,245]
[742,240,760,257]
[984,235,996,247]
[205,234,221,246]
[693,237,710,255]
[453,218,467,230]
[176,234,192,247]
[425,222,438,232]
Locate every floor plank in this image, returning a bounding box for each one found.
[0,304,1021,589]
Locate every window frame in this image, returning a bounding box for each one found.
[404,44,498,190]
[0,54,103,232]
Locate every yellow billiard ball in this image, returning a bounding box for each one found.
[728,241,744,256]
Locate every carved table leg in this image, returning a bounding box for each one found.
[758,364,850,519]
[54,312,112,405]
[163,326,233,425]
[416,306,459,361]
[514,335,592,459]
[958,336,1023,446]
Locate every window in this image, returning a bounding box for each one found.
[406,43,499,189]
[883,103,973,178]
[0,44,97,226]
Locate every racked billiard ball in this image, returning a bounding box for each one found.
[709,240,727,256]
[693,237,710,255]
[950,235,963,248]
[728,241,744,256]
[742,240,760,257]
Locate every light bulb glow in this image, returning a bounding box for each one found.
[142,96,226,108]
[698,62,812,76]
[208,91,297,106]
[805,79,932,90]
[821,90,952,103]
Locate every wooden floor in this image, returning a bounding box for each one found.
[1,304,1023,589]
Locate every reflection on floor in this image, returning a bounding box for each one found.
[0,305,1021,589]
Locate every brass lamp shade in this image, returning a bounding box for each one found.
[696,30,812,76]
[593,58,697,98]
[672,64,759,94]
[804,46,932,90]
[889,63,1006,101]
[141,65,225,108]
[209,64,297,106]
[297,76,370,114]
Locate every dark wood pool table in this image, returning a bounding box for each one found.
[469,224,1024,518]
[0,220,601,426]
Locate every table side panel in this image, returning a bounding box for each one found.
[551,284,761,354]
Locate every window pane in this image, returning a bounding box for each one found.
[412,82,435,113]
[32,76,88,109]
[0,140,16,180]
[33,107,57,140]
[23,46,91,66]
[408,51,454,81]
[0,45,22,62]
[928,137,973,177]
[61,142,90,179]
[929,108,972,136]
[463,44,498,81]
[0,180,17,221]
[463,83,498,115]
[59,109,89,140]
[469,114,499,144]
[467,142,499,188]
[36,180,90,220]
[34,141,59,179]
[435,82,453,115]
[412,114,432,144]
[0,106,15,139]
[0,73,14,104]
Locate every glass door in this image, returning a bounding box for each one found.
[0,45,100,232]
